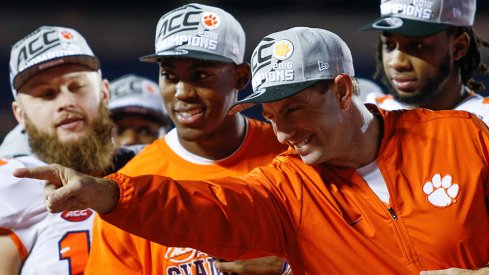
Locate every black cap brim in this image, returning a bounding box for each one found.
[140,50,235,64]
[227,80,318,115]
[359,16,452,36]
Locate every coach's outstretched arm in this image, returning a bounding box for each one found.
[13,164,119,214]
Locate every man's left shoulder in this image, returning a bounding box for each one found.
[455,94,489,125]
[404,107,472,121]
[0,156,45,187]
[0,158,28,188]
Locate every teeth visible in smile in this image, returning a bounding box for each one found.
[177,109,202,117]
[292,136,311,149]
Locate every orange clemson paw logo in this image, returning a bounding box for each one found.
[145,84,155,93]
[203,15,218,27]
[60,31,74,40]
[201,12,221,29]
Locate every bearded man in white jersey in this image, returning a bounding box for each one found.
[0,26,115,274]
[362,0,489,122]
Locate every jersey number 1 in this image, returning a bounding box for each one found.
[58,230,90,275]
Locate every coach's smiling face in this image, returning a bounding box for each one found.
[262,76,362,167]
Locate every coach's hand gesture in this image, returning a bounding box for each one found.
[13,164,119,214]
[215,256,289,275]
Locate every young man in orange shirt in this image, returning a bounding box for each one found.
[84,3,288,275]
[16,27,489,274]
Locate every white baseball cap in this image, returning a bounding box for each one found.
[229,27,355,114]
[361,0,476,36]
[9,26,100,97]
[140,3,245,64]
[109,74,169,124]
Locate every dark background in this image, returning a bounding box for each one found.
[1,0,488,141]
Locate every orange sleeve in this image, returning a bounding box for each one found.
[0,228,27,261]
[85,215,141,274]
[101,169,290,260]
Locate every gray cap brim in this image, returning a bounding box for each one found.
[228,80,318,115]
[360,17,452,36]
[140,50,235,64]
[13,55,100,91]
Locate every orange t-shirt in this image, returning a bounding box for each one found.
[85,118,287,274]
[102,107,489,274]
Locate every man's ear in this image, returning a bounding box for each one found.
[101,79,110,105]
[334,74,353,110]
[12,100,25,125]
[234,63,251,91]
[452,32,470,61]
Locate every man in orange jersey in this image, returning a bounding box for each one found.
[84,3,288,275]
[15,27,489,274]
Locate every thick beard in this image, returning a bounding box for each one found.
[384,54,450,106]
[25,103,116,176]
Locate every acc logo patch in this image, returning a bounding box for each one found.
[201,12,221,30]
[61,209,93,222]
[272,40,293,60]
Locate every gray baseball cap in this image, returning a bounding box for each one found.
[109,74,168,122]
[140,3,245,64]
[228,27,355,114]
[9,26,100,97]
[361,0,476,36]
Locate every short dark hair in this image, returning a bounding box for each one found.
[374,27,488,92]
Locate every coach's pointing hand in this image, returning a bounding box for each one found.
[13,164,119,214]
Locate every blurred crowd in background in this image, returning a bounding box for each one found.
[1,0,488,139]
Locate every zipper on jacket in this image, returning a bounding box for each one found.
[388,207,398,220]
[354,169,417,264]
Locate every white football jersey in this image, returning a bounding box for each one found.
[0,156,94,275]
[0,124,31,158]
[365,90,489,125]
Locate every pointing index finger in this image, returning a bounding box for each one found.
[13,165,63,187]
